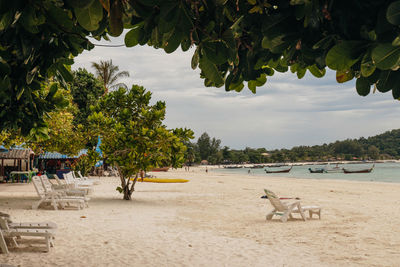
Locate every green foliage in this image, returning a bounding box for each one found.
[89,85,193,199]
[4,0,400,136]
[69,68,105,127]
[196,132,221,164]
[0,0,97,134]
[72,149,101,176]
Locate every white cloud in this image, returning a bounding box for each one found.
[72,36,400,150]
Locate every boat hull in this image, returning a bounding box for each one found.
[308,168,325,173]
[343,168,373,173]
[265,167,292,173]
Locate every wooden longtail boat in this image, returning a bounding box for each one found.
[150,167,170,172]
[250,165,264,169]
[265,166,292,173]
[343,165,374,174]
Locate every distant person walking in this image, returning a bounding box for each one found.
[206,167,208,173]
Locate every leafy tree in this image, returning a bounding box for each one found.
[1,83,85,156]
[69,68,104,127]
[196,132,221,163]
[4,1,400,135]
[197,132,211,160]
[89,86,193,200]
[367,145,380,160]
[91,60,129,94]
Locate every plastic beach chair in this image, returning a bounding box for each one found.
[264,189,321,222]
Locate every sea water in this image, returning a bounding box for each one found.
[213,162,400,183]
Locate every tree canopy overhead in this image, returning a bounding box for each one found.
[2,0,400,134]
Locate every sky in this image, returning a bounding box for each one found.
[72,35,400,150]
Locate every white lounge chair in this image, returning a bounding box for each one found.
[0,217,56,253]
[63,172,94,193]
[39,175,90,207]
[264,189,321,222]
[77,171,100,185]
[0,212,57,230]
[31,176,86,210]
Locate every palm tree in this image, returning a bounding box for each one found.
[91,59,130,94]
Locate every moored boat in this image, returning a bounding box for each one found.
[308,168,325,173]
[150,167,170,172]
[343,165,374,174]
[265,166,292,173]
[250,165,264,169]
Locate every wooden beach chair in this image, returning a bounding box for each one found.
[0,217,56,253]
[31,176,85,210]
[264,189,321,222]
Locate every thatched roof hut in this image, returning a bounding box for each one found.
[0,148,34,178]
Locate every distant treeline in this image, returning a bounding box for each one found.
[185,129,400,165]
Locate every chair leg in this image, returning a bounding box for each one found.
[45,237,50,252]
[266,210,275,221]
[0,231,9,254]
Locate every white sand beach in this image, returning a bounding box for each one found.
[1,167,400,267]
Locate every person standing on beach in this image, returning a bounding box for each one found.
[206,167,208,173]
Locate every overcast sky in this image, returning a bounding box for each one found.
[72,35,400,150]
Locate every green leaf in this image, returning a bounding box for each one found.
[181,38,191,52]
[125,24,143,47]
[361,51,376,77]
[20,7,40,33]
[74,0,103,31]
[308,65,326,78]
[0,58,10,75]
[248,74,267,93]
[66,0,94,9]
[191,47,199,70]
[221,29,236,49]
[372,43,400,70]
[296,67,306,79]
[326,41,364,71]
[46,4,74,30]
[356,77,371,96]
[57,64,73,83]
[164,29,182,54]
[199,57,224,85]
[202,41,230,65]
[392,85,400,99]
[336,70,354,83]
[312,35,335,49]
[387,1,400,25]
[376,70,400,92]
[0,11,13,30]
[392,36,400,46]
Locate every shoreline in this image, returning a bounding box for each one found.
[1,168,400,266]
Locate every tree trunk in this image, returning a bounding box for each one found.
[123,184,131,200]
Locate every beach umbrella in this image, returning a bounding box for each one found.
[95,136,102,157]
[95,160,103,167]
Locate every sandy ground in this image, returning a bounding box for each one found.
[0,167,400,267]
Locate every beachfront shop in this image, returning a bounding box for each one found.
[0,148,35,182]
[38,150,87,178]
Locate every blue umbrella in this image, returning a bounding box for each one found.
[95,136,102,157]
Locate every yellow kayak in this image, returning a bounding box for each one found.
[131,178,189,183]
